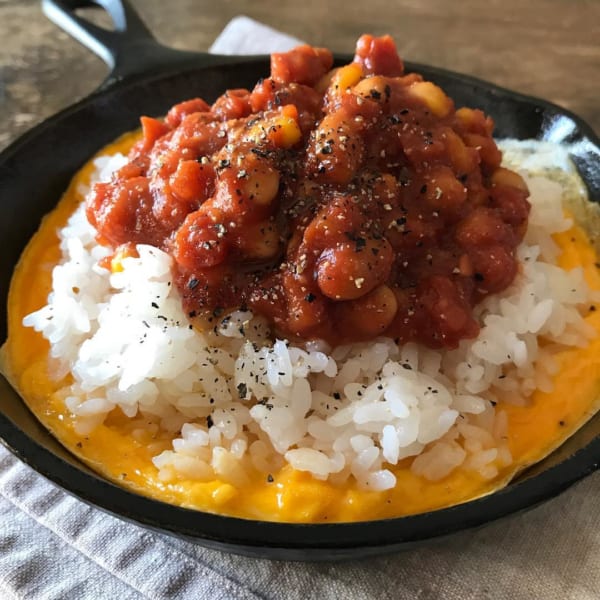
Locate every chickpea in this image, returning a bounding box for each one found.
[241,163,280,206]
[468,244,518,293]
[462,133,502,172]
[316,237,393,301]
[407,81,453,118]
[442,128,477,175]
[352,76,391,102]
[309,113,364,185]
[369,173,400,212]
[455,107,494,136]
[423,166,467,212]
[303,196,362,248]
[455,207,513,247]
[234,220,281,260]
[336,284,398,337]
[280,271,327,335]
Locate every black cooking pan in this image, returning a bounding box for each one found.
[0,0,599,561]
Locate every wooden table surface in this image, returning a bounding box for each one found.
[1,0,598,151]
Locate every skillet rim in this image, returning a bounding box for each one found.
[1,55,599,559]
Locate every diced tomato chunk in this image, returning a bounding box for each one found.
[139,116,170,152]
[353,34,404,76]
[271,45,334,86]
[166,98,211,127]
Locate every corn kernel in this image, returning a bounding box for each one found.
[268,114,302,148]
[110,245,137,273]
[330,63,363,94]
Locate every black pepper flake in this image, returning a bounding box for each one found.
[590,305,597,312]
[213,306,224,318]
[559,420,566,427]
[370,89,382,100]
[420,184,427,194]
[251,147,270,159]
[384,84,391,99]
[321,144,333,155]
[151,302,159,309]
[474,272,485,282]
[218,159,231,169]
[305,293,316,303]
[402,363,412,370]
[267,474,274,483]
[333,392,341,400]
[188,278,199,290]
[389,115,401,124]
[206,415,214,428]
[400,108,409,115]
[237,382,248,398]
[355,237,366,251]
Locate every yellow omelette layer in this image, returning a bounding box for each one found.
[3,132,600,523]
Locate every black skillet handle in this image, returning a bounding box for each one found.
[42,0,240,89]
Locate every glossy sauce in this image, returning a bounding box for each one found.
[86,36,530,348]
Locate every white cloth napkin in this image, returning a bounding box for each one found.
[2,16,600,600]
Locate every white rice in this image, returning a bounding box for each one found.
[23,141,600,491]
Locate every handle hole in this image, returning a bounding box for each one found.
[74,6,116,32]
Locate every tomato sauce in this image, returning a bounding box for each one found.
[87,35,530,348]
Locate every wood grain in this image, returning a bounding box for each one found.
[0,0,598,150]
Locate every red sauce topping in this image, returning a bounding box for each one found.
[87,35,530,348]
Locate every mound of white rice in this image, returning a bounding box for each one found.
[23,142,599,491]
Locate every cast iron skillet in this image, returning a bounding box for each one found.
[0,0,599,561]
